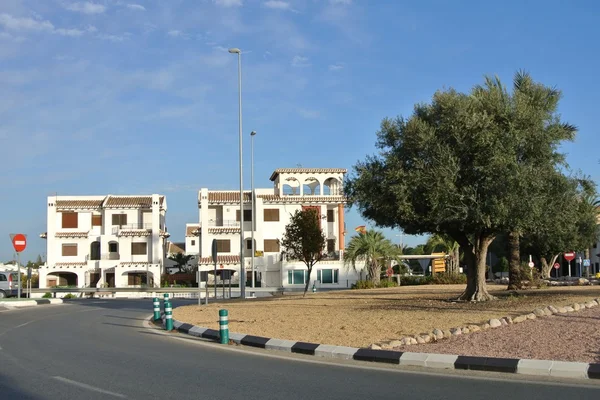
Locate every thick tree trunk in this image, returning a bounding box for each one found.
[447,246,460,274]
[507,230,522,290]
[369,262,381,285]
[584,248,590,277]
[458,236,496,301]
[540,257,550,279]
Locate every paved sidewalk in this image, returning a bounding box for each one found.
[0,299,64,308]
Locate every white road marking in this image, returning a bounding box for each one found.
[15,321,33,329]
[53,376,127,398]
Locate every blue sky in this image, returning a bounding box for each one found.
[1,0,599,262]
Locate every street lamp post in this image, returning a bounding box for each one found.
[229,47,245,299]
[250,131,257,290]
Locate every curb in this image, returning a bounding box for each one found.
[161,314,600,380]
[0,299,64,308]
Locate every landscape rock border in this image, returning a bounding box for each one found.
[373,297,600,351]
[160,303,600,381]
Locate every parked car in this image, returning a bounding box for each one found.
[0,271,19,298]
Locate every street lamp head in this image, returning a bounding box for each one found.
[250,130,257,136]
[228,48,241,54]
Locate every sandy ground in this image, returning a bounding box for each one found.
[394,305,600,363]
[173,284,600,350]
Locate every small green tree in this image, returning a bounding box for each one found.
[168,253,194,273]
[280,208,326,296]
[344,230,397,284]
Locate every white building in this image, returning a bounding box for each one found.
[39,194,169,289]
[190,168,364,290]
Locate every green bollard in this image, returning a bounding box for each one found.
[165,301,173,331]
[163,293,170,310]
[152,297,161,321]
[219,309,229,344]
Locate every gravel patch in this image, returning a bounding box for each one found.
[393,306,600,364]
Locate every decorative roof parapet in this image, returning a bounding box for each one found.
[270,168,347,181]
[197,255,240,265]
[55,232,89,238]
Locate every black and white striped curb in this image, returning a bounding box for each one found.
[162,316,600,380]
[1,299,64,308]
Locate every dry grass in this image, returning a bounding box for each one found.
[173,284,600,348]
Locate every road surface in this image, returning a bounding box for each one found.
[0,299,598,400]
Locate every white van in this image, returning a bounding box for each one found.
[0,271,19,298]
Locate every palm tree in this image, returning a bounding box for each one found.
[168,253,194,273]
[425,234,460,274]
[344,230,397,284]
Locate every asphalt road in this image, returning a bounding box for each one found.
[0,299,599,400]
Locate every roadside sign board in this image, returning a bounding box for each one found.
[553,263,560,269]
[563,252,576,262]
[10,233,27,253]
[254,250,264,257]
[386,267,393,277]
[583,259,591,267]
[528,261,534,268]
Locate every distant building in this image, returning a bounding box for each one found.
[39,195,168,289]
[187,168,365,290]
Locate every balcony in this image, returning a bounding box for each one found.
[207,219,240,227]
[322,251,341,261]
[101,253,120,260]
[112,223,153,235]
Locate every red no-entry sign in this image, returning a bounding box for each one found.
[553,263,560,269]
[563,252,575,262]
[10,233,27,253]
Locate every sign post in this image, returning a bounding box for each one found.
[563,252,575,277]
[583,259,591,278]
[553,262,560,278]
[10,233,27,299]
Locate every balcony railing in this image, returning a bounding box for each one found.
[207,219,240,227]
[112,223,153,235]
[101,253,120,260]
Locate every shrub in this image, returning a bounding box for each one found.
[377,280,398,288]
[351,280,376,289]
[430,272,467,285]
[399,275,432,286]
[42,292,52,298]
[62,293,77,299]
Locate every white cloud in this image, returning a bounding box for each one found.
[55,28,85,37]
[167,30,182,37]
[291,55,310,67]
[298,108,320,119]
[328,63,343,71]
[264,1,291,10]
[329,0,351,4]
[0,13,54,31]
[126,4,146,11]
[214,0,243,7]
[97,33,125,42]
[86,25,98,33]
[66,2,107,15]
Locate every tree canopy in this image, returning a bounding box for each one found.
[280,208,326,296]
[344,71,584,301]
[343,230,397,284]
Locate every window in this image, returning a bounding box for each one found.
[62,244,77,256]
[112,214,127,227]
[131,242,147,255]
[264,239,280,252]
[317,269,339,284]
[216,240,231,252]
[264,209,280,222]
[0,274,6,282]
[90,241,101,260]
[91,214,102,227]
[246,240,253,250]
[287,270,306,285]
[128,273,147,285]
[61,212,78,228]
[108,242,118,253]
[191,240,196,246]
[327,239,336,252]
[236,209,252,222]
[327,209,335,222]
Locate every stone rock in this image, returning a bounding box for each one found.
[585,301,595,309]
[380,343,394,350]
[557,306,567,313]
[416,336,426,344]
[577,278,589,285]
[409,337,418,345]
[467,325,481,332]
[369,344,382,350]
[548,305,558,314]
[388,340,403,347]
[565,306,575,312]
[503,316,513,324]
[450,328,462,336]
[526,313,536,320]
[489,318,502,328]
[443,330,452,339]
[573,303,581,311]
[533,308,546,317]
[420,334,432,343]
[500,319,508,326]
[461,328,470,334]
[432,329,444,340]
[590,300,599,306]
[543,307,553,316]
[480,323,490,330]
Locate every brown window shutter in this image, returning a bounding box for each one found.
[131,242,147,255]
[264,209,280,222]
[92,214,102,226]
[216,240,231,252]
[264,239,280,252]
[327,239,335,252]
[236,210,240,222]
[61,244,78,256]
[61,212,78,228]
[327,209,334,222]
